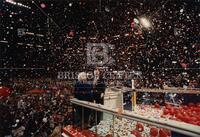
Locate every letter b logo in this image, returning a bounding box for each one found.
[87,43,115,66]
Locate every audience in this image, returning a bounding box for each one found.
[0,85,72,137]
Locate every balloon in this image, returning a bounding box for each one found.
[131,130,142,137]
[196,103,200,108]
[161,104,200,125]
[169,108,175,115]
[40,3,46,8]
[136,123,144,132]
[180,63,188,69]
[182,105,188,109]
[131,21,135,28]
[82,130,90,136]
[69,30,75,36]
[155,103,160,108]
[0,86,11,97]
[175,113,183,119]
[165,104,172,109]
[163,108,169,115]
[191,117,197,122]
[150,127,159,137]
[182,116,190,123]
[159,129,169,137]
[174,108,179,114]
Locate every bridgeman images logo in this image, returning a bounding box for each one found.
[86,43,115,66]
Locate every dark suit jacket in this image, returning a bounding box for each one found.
[74,81,93,102]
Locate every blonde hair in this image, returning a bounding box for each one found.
[78,72,87,82]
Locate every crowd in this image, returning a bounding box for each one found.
[0,84,73,137]
[1,0,199,89]
[0,69,106,137]
[6,78,73,95]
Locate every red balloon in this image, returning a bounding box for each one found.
[159,129,168,137]
[163,109,169,115]
[169,108,175,115]
[131,21,135,28]
[82,130,90,136]
[76,128,81,132]
[136,123,144,132]
[188,103,195,107]
[197,116,200,121]
[131,130,142,137]
[155,103,160,108]
[196,103,200,108]
[76,133,82,137]
[165,104,172,109]
[193,107,198,112]
[150,127,159,137]
[175,113,183,119]
[182,116,190,123]
[0,86,11,97]
[190,117,198,122]
[174,108,180,114]
[182,105,188,110]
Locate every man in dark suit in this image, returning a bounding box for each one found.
[74,72,93,128]
[93,69,106,124]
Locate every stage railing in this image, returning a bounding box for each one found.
[71,98,200,137]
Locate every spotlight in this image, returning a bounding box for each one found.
[139,17,152,28]
[6,0,31,9]
[6,0,16,5]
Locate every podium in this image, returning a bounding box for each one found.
[103,87,123,120]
